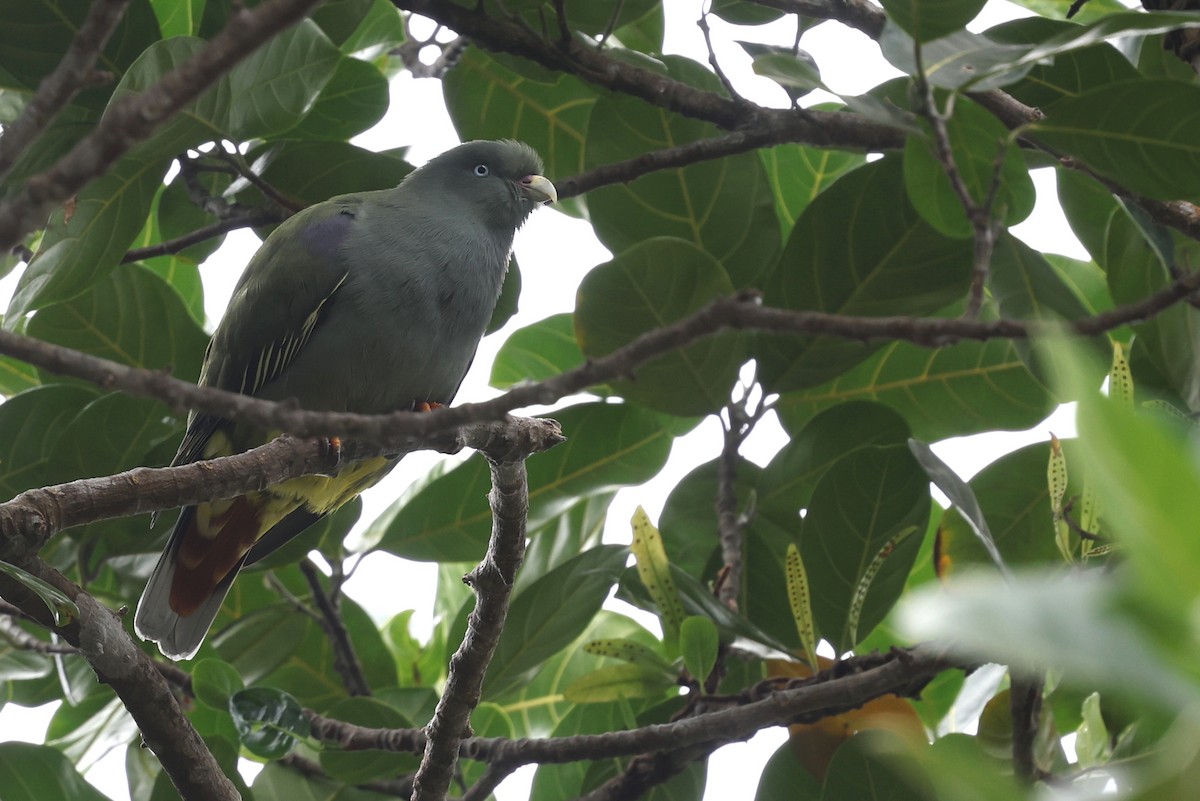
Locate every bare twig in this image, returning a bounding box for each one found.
[698,8,740,99]
[0,0,132,183]
[715,389,764,611]
[300,558,372,697]
[0,0,326,253]
[121,207,283,263]
[411,458,529,801]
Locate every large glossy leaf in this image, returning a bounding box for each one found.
[936,442,1065,573]
[0,742,111,801]
[988,18,1140,111]
[491,312,588,390]
[758,141,864,239]
[371,403,672,560]
[759,402,912,518]
[1033,80,1200,202]
[757,156,973,393]
[575,238,745,416]
[250,141,411,210]
[989,234,1107,389]
[659,458,763,577]
[879,0,986,43]
[903,98,1034,239]
[8,23,340,321]
[0,384,97,497]
[28,263,208,383]
[318,697,417,783]
[822,730,934,801]
[1058,169,1200,409]
[285,56,390,141]
[801,445,930,652]
[444,46,595,209]
[44,393,178,487]
[150,0,204,37]
[775,337,1052,442]
[754,741,823,800]
[8,153,170,324]
[483,544,629,697]
[584,56,780,288]
[498,611,659,737]
[0,0,159,106]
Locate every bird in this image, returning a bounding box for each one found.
[134,140,556,659]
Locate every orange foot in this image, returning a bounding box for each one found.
[414,401,445,412]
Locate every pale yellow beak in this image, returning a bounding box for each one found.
[522,174,557,204]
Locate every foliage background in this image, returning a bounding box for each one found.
[3,0,1200,799]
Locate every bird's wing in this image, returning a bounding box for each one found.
[170,197,362,467]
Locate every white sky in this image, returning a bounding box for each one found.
[0,0,1095,798]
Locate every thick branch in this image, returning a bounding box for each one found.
[411,459,529,801]
[0,0,132,183]
[0,562,238,800]
[0,0,326,253]
[308,644,964,765]
[0,417,564,558]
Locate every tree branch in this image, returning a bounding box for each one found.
[0,0,326,253]
[300,558,373,697]
[411,458,529,801]
[121,206,283,263]
[308,644,966,765]
[0,0,132,183]
[0,561,239,800]
[0,417,564,558]
[0,267,1197,457]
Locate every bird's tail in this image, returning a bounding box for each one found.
[134,497,263,660]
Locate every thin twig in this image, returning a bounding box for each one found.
[121,207,283,263]
[299,558,372,697]
[698,8,739,99]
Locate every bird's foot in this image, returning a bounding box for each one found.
[414,401,445,413]
[318,435,343,477]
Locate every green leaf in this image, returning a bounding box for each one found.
[583,638,675,673]
[8,154,169,324]
[757,156,973,393]
[229,686,310,759]
[679,615,719,687]
[903,98,1034,238]
[575,237,744,416]
[584,57,780,288]
[562,663,677,703]
[484,545,629,697]
[444,47,594,212]
[801,446,930,651]
[822,729,934,801]
[758,140,864,239]
[754,741,822,800]
[785,544,819,671]
[286,56,390,141]
[192,658,245,711]
[630,507,687,649]
[28,263,207,383]
[659,457,762,577]
[775,337,1052,442]
[319,697,416,783]
[491,312,587,390]
[1033,80,1200,202]
[928,441,1064,572]
[310,0,375,46]
[250,142,412,210]
[760,401,912,516]
[371,403,672,561]
[150,0,204,37]
[0,384,97,497]
[0,742,111,801]
[254,761,395,800]
[879,0,986,43]
[988,18,1140,110]
[0,353,40,396]
[341,0,406,57]
[0,561,79,626]
[880,25,1033,91]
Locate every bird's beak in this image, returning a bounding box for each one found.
[521,174,557,205]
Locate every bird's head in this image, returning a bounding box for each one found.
[409,140,556,233]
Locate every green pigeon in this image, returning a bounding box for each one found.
[135,140,556,659]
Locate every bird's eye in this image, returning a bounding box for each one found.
[473,164,489,177]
